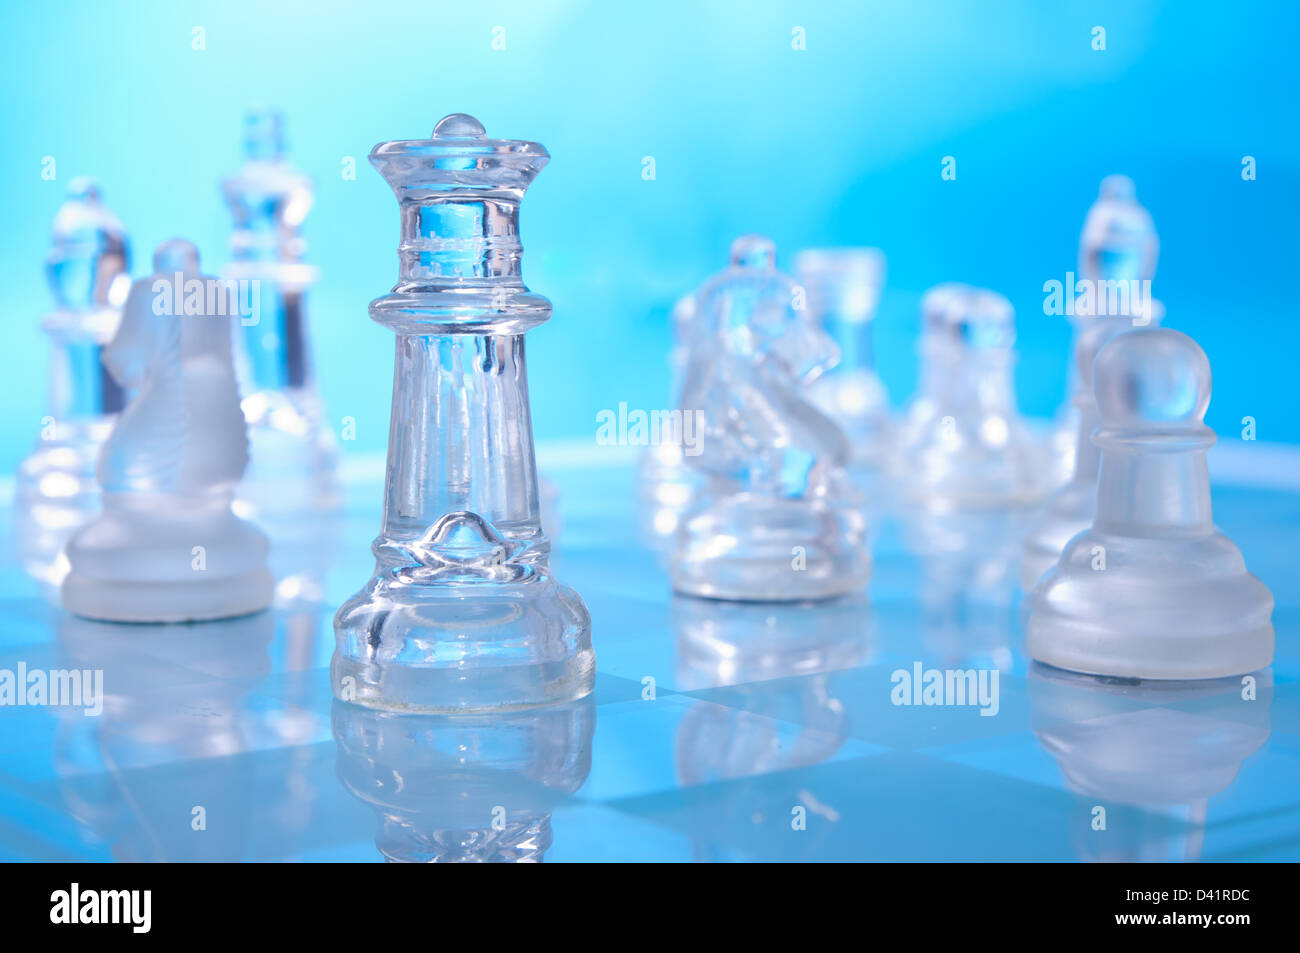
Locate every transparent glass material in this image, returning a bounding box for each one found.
[61,240,274,623]
[333,698,593,862]
[1021,319,1127,589]
[1029,665,1272,810]
[1051,175,1162,486]
[637,291,704,547]
[333,114,594,712]
[15,179,131,591]
[1029,328,1274,679]
[221,108,340,522]
[673,594,868,791]
[671,236,868,601]
[893,284,1047,508]
[794,247,892,471]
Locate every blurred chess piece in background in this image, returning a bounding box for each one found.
[1049,175,1162,487]
[1021,318,1126,590]
[638,290,706,548]
[672,236,869,601]
[15,179,131,593]
[894,284,1048,509]
[222,107,341,527]
[794,247,892,473]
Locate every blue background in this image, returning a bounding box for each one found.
[2,0,1297,473]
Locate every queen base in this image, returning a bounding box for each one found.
[333,575,594,713]
[673,494,869,601]
[62,499,273,623]
[1028,531,1275,679]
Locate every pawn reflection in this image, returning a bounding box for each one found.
[333,698,594,862]
[53,611,316,861]
[1029,664,1272,862]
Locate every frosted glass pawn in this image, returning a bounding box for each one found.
[62,240,273,622]
[1028,328,1273,678]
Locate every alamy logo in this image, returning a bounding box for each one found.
[1042,272,1153,323]
[890,661,1000,716]
[50,883,151,933]
[0,663,102,716]
[152,273,261,326]
[595,402,705,456]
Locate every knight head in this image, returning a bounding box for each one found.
[697,235,840,384]
[153,239,200,276]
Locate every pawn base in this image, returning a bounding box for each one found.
[1028,530,1275,679]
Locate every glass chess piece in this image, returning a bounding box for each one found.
[671,235,869,601]
[794,247,892,471]
[1028,664,1271,861]
[333,114,595,712]
[1021,318,1127,590]
[893,283,1048,508]
[221,107,341,521]
[15,179,131,591]
[637,290,705,545]
[333,698,593,862]
[1050,175,1163,486]
[61,240,274,622]
[1028,328,1274,678]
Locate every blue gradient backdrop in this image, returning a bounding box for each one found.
[2,0,1297,474]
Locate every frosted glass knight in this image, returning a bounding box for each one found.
[15,179,131,590]
[672,236,868,600]
[62,240,273,622]
[221,107,340,519]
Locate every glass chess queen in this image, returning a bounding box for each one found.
[333,114,594,712]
